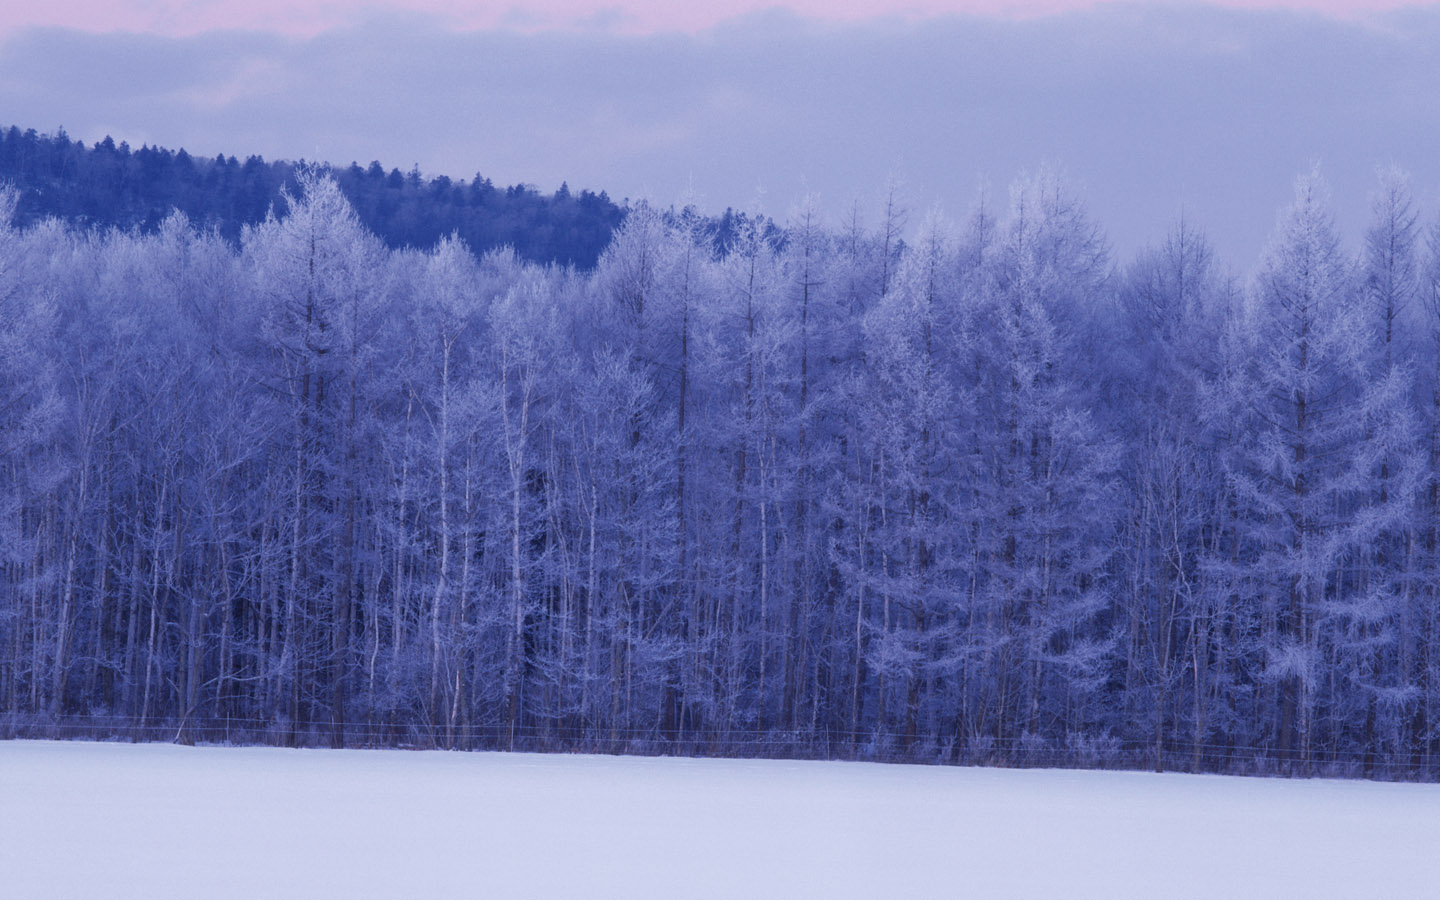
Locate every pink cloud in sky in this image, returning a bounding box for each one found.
[0,0,1427,36]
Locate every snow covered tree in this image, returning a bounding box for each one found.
[966,170,1119,747]
[1113,218,1237,769]
[1224,166,1409,765]
[243,170,387,744]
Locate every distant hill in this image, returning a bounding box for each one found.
[0,125,626,269]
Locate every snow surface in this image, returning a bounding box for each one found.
[3,741,1438,899]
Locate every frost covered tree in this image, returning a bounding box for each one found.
[860,208,970,748]
[1346,168,1426,768]
[1113,217,1238,768]
[0,190,65,723]
[975,173,1118,745]
[1222,167,1414,764]
[243,171,387,744]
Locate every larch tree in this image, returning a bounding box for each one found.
[973,170,1118,745]
[1229,167,1380,763]
[243,171,386,745]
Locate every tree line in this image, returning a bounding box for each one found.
[0,125,624,268]
[2,164,1439,779]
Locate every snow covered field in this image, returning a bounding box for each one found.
[3,741,1438,899]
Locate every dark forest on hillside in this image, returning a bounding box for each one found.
[0,125,625,267]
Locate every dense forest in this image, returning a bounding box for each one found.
[2,158,1439,780]
[0,125,624,267]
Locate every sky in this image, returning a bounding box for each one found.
[2,0,1439,268]
[0,0,1429,34]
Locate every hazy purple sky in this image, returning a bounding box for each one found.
[3,1,1439,268]
[1,0,1424,36]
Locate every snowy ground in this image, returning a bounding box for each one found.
[3,741,1438,900]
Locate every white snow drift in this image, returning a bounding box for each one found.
[2,740,1437,899]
